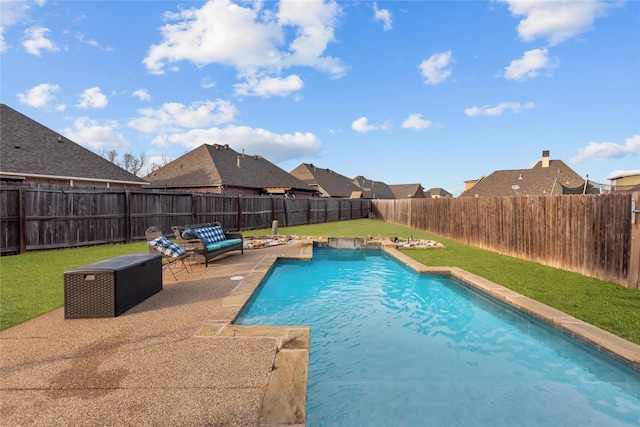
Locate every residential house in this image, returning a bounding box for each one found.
[352,176,396,199]
[609,172,640,193]
[389,183,425,199]
[459,150,592,197]
[290,163,361,198]
[145,144,317,196]
[0,104,147,188]
[424,187,452,198]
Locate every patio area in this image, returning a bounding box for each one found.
[0,242,313,427]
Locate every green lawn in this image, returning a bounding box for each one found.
[0,242,148,331]
[2,219,639,346]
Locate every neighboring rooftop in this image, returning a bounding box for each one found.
[0,103,147,187]
[459,150,588,197]
[425,187,453,198]
[388,183,425,199]
[290,163,361,198]
[352,176,396,199]
[145,144,315,195]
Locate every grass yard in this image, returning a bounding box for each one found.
[1,219,639,346]
[0,242,148,331]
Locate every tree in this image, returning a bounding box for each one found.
[98,149,149,177]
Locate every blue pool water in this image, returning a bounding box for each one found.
[235,248,640,426]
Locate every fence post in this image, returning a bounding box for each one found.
[629,192,640,289]
[237,195,243,231]
[125,189,132,243]
[19,186,26,254]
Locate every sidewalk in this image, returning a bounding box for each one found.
[1,243,311,427]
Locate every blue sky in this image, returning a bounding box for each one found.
[1,0,638,195]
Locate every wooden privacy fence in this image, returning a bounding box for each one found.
[372,193,640,289]
[0,185,370,254]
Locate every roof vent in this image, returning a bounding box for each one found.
[518,174,523,180]
[214,144,220,149]
[58,136,63,143]
[237,156,241,168]
[224,144,229,149]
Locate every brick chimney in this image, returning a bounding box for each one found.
[542,150,550,168]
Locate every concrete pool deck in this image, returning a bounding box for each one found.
[2,239,639,426]
[1,242,313,427]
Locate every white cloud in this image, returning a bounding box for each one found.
[418,50,452,85]
[22,26,58,56]
[500,0,611,46]
[201,77,216,89]
[143,0,344,97]
[401,114,432,130]
[572,135,640,163]
[504,48,557,81]
[17,83,60,107]
[373,3,392,31]
[133,89,152,101]
[152,125,322,163]
[1,0,30,27]
[77,87,108,109]
[63,117,129,150]
[0,28,6,53]
[351,116,378,133]
[464,101,535,117]
[234,74,303,97]
[128,100,237,134]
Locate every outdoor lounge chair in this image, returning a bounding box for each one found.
[145,226,191,280]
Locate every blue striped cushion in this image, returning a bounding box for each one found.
[195,225,226,245]
[148,236,185,258]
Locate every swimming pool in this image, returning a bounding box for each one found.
[236,248,640,426]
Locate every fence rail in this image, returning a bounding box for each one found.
[0,184,370,254]
[372,193,640,289]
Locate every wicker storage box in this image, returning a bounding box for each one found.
[64,253,162,318]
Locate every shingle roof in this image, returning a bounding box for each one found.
[351,176,396,199]
[424,187,453,198]
[146,144,314,192]
[290,163,361,197]
[388,183,425,199]
[0,104,146,184]
[459,159,585,197]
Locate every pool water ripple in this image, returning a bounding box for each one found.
[236,248,640,426]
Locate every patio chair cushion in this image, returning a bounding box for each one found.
[194,225,226,245]
[181,227,199,240]
[205,238,242,252]
[148,236,186,258]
